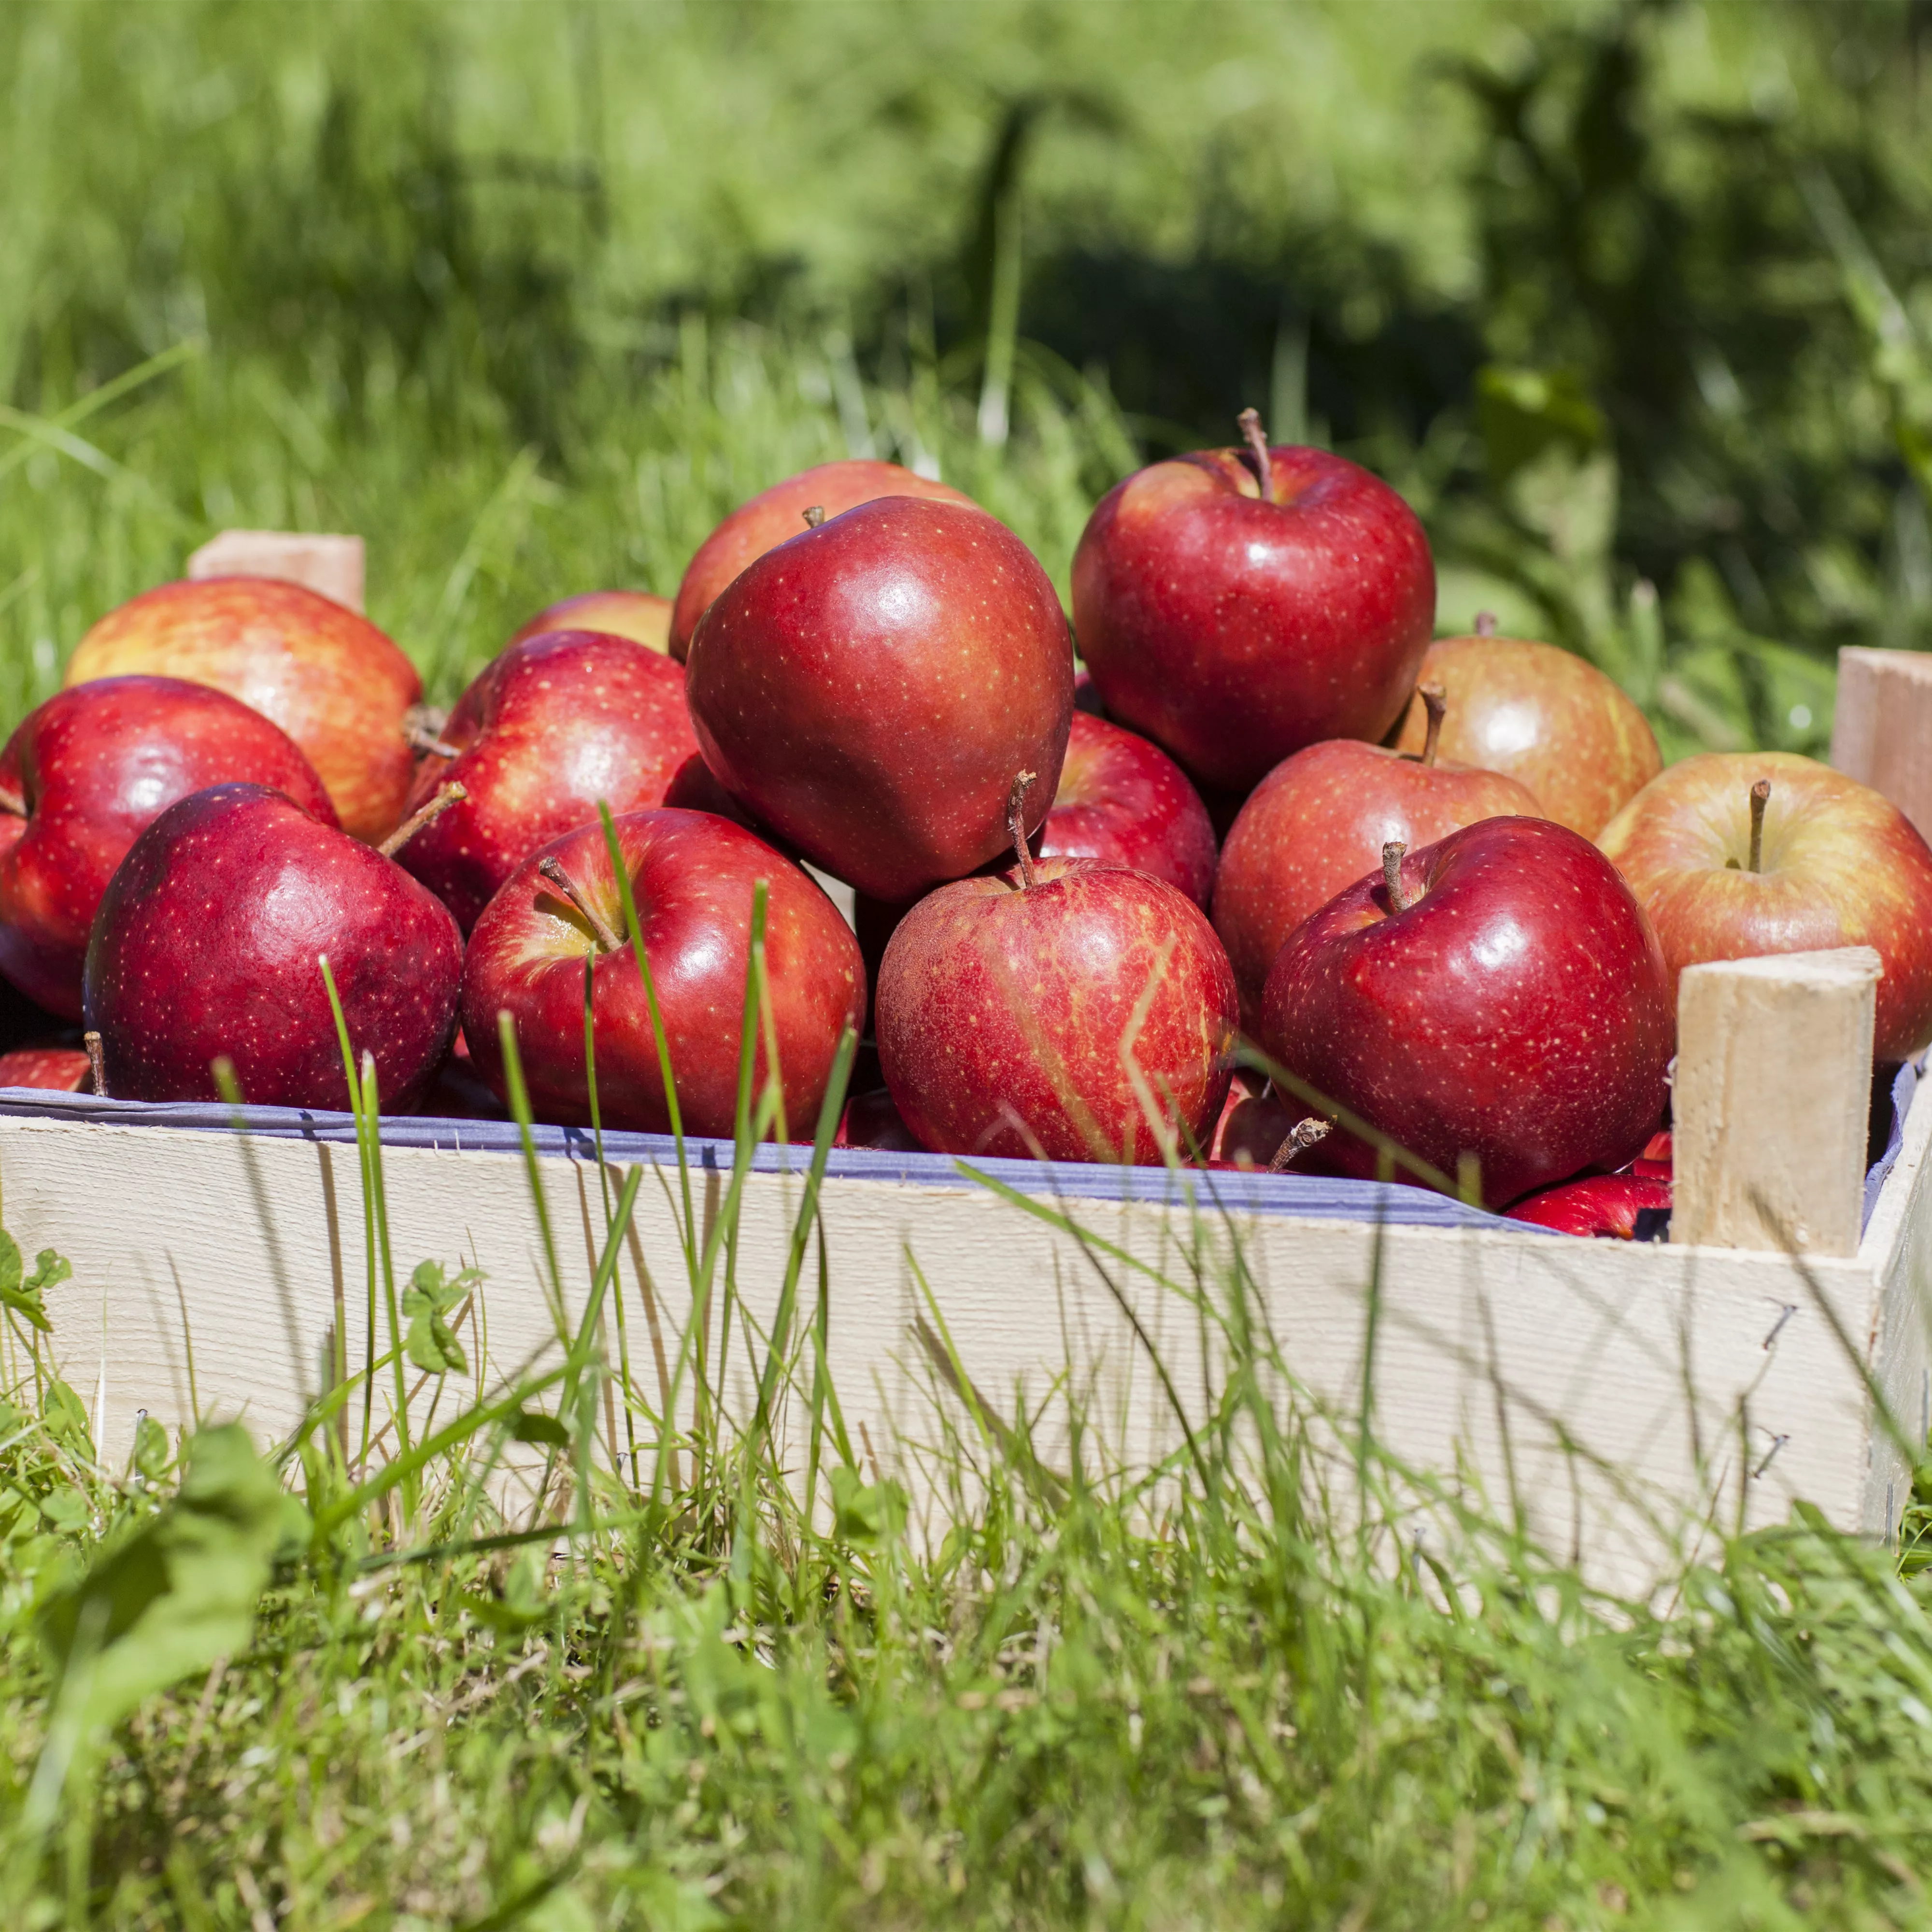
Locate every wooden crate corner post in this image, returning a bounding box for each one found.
[186,530,365,615]
[1830,645,1932,842]
[1672,946,1880,1255]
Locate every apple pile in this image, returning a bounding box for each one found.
[4,422,1927,1226]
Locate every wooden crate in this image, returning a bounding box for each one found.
[0,1037,1925,1595]
[7,546,1930,1592]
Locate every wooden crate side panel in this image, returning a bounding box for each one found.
[1861,1058,1932,1542]
[0,1116,1889,1591]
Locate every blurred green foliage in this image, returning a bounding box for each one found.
[2,0,1932,758]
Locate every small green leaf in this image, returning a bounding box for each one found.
[0,1239,71,1335]
[39,1486,88,1534]
[510,1410,568,1448]
[40,1378,91,1458]
[25,1249,71,1296]
[37,1423,286,1733]
[401,1260,477,1376]
[132,1414,170,1482]
[829,1465,908,1546]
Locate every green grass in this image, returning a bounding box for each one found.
[5,1044,1932,1930]
[7,1,1932,1924]
[5,0,1932,755]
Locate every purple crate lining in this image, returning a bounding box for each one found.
[0,1087,1520,1233]
[0,1059,1914,1238]
[1863,1057,1919,1232]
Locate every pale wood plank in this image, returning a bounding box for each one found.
[0,1109,1896,1596]
[185,529,366,613]
[1830,646,1932,842]
[1673,947,1880,1257]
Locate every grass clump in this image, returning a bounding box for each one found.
[3,1251,1932,1928]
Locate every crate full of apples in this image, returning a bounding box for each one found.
[0,414,1926,1222]
[3,420,1932,1584]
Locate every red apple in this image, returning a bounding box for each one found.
[1039,711,1218,908]
[1506,1174,1672,1238]
[875,795,1238,1163]
[662,752,756,826]
[1072,409,1434,791]
[685,497,1074,901]
[0,676,335,1019]
[1260,816,1673,1208]
[1389,624,1662,836]
[1208,1071,1292,1169]
[835,1087,923,1151]
[1596,751,1932,1062]
[84,782,463,1107]
[0,1045,91,1093]
[1631,1129,1672,1179]
[398,629,700,931]
[670,460,975,659]
[1212,686,1544,1019]
[509,591,672,654]
[461,810,865,1137]
[66,577,423,841]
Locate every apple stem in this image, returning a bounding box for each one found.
[537,854,625,952]
[802,505,826,529]
[1236,406,1272,499]
[1269,1115,1331,1175]
[84,1030,106,1099]
[1475,611,1497,638]
[1419,682,1447,767]
[1008,769,1039,888]
[0,782,24,818]
[407,720,461,759]
[1382,839,1410,914]
[377,781,468,860]
[1749,778,1771,873]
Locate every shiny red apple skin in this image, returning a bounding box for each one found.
[1631,1130,1672,1179]
[66,577,422,841]
[84,783,462,1108]
[670,460,975,659]
[662,752,756,826]
[509,591,673,654]
[1506,1173,1672,1237]
[399,630,700,931]
[1597,751,1932,1063]
[1039,711,1218,909]
[1391,633,1662,836]
[1072,442,1434,792]
[685,497,1075,901]
[1212,739,1543,1019]
[876,856,1237,1165]
[0,1045,90,1092]
[0,676,336,1019]
[1260,817,1673,1209]
[462,810,865,1137]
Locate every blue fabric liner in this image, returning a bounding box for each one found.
[1862,1057,1920,1232]
[0,1086,1528,1234]
[3,1061,1912,1239]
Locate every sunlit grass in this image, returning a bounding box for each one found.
[5,3,1932,1922]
